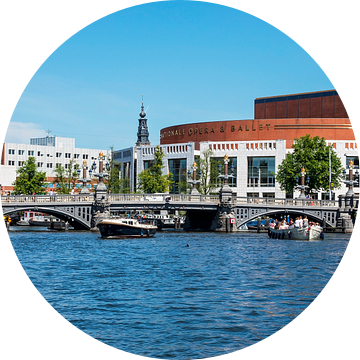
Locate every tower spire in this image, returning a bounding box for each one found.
[136,96,150,146]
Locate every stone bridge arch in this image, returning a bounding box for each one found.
[2,205,91,230]
[236,208,338,228]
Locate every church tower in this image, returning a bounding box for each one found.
[136,96,150,146]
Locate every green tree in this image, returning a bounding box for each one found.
[105,147,121,193]
[276,134,343,194]
[52,159,79,194]
[196,149,220,195]
[12,157,46,195]
[53,164,68,194]
[137,145,173,193]
[66,158,79,189]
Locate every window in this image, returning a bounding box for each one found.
[47,163,53,168]
[65,153,71,158]
[18,150,25,155]
[8,160,15,166]
[56,152,62,158]
[28,150,34,156]
[83,154,89,159]
[74,154,80,159]
[144,160,155,170]
[168,159,187,194]
[18,161,24,166]
[37,162,43,167]
[38,151,41,156]
[248,157,275,187]
[8,149,15,155]
[56,163,62,169]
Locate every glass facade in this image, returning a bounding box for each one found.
[168,159,187,194]
[248,157,275,187]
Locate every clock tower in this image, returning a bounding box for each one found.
[136,96,150,146]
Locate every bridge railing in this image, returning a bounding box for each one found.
[1,194,94,203]
[108,193,219,203]
[233,196,339,208]
[1,193,340,208]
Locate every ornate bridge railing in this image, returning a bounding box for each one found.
[1,193,343,210]
[1,194,95,203]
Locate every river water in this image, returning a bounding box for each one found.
[8,227,350,359]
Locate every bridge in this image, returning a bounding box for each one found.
[2,192,356,232]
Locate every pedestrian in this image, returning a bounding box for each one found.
[299,216,303,228]
[303,216,309,227]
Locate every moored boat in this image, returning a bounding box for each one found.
[97,218,157,238]
[268,225,324,241]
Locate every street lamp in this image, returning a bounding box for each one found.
[343,160,358,196]
[296,167,309,199]
[218,154,235,185]
[77,160,91,194]
[187,162,202,194]
[92,151,110,200]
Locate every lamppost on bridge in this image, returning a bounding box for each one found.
[91,151,110,200]
[215,154,237,232]
[296,167,310,199]
[77,160,92,194]
[218,155,235,186]
[342,160,359,197]
[218,154,236,203]
[187,162,202,194]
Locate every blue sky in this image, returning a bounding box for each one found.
[6,1,333,150]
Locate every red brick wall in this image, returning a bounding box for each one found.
[254,90,348,119]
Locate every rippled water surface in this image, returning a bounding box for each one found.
[9,228,350,359]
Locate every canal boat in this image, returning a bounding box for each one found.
[28,214,63,226]
[97,218,157,238]
[268,225,324,241]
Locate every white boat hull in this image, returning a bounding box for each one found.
[268,226,324,241]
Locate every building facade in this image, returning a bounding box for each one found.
[115,90,358,199]
[0,135,108,193]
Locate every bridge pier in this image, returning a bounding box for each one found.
[183,185,237,232]
[336,195,356,233]
[90,197,110,231]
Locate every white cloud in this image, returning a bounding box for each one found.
[4,121,45,144]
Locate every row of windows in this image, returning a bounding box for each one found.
[8,149,90,159]
[8,161,78,169]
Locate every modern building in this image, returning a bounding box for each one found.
[0,135,108,193]
[115,90,358,199]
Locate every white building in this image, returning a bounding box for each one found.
[0,135,108,193]
[113,139,358,200]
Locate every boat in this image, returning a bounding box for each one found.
[97,218,157,238]
[16,211,37,226]
[268,225,324,241]
[28,214,63,226]
[16,217,30,226]
[143,213,185,230]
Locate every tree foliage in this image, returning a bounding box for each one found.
[137,145,173,193]
[52,159,79,194]
[12,157,46,195]
[276,135,344,194]
[196,149,219,195]
[105,147,121,193]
